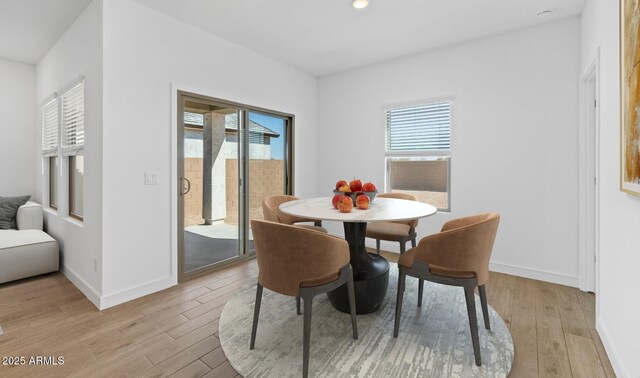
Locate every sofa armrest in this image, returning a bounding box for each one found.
[17,202,43,231]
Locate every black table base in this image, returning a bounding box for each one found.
[327,222,390,314]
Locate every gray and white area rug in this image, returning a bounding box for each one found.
[219,264,514,377]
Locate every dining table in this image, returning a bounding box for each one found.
[280,196,437,314]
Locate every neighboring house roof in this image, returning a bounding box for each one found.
[184,112,280,137]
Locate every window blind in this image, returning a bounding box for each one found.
[62,81,85,155]
[385,102,451,153]
[42,97,59,157]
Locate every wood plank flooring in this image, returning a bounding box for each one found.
[0,252,614,377]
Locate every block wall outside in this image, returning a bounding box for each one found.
[184,158,204,226]
[226,159,285,225]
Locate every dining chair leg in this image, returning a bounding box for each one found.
[375,239,381,255]
[399,240,406,254]
[418,279,424,307]
[478,285,490,330]
[394,269,406,338]
[250,283,263,350]
[296,297,301,315]
[302,294,313,378]
[346,272,358,340]
[411,236,416,248]
[463,283,481,366]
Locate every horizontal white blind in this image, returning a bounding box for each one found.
[62,81,85,155]
[385,102,451,153]
[42,98,59,157]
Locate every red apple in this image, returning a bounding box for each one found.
[356,194,370,210]
[332,194,342,209]
[349,179,363,192]
[362,182,377,192]
[335,180,348,191]
[337,196,353,213]
[338,184,351,193]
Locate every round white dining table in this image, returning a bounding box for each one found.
[280,196,437,314]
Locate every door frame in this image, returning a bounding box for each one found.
[579,48,600,296]
[175,90,295,282]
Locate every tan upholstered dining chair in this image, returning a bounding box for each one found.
[262,195,327,233]
[250,220,358,378]
[366,192,419,254]
[393,213,500,366]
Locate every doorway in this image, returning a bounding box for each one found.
[177,92,293,280]
[579,50,600,294]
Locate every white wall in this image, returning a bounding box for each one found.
[581,1,640,376]
[0,58,36,196]
[318,18,581,286]
[99,0,318,306]
[36,0,103,305]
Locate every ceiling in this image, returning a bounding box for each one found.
[0,0,586,73]
[0,0,92,64]
[134,0,587,76]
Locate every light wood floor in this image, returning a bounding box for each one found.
[0,252,614,378]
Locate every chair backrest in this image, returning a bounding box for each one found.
[250,219,350,296]
[414,213,500,285]
[262,195,308,225]
[378,192,420,228]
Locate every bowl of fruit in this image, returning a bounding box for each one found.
[332,179,378,212]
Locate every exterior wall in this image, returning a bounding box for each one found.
[183,135,273,226]
[225,159,285,225]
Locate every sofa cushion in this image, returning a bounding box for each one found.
[16,202,44,230]
[0,195,31,229]
[0,229,56,250]
[0,229,59,285]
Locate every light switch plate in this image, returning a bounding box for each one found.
[145,171,159,185]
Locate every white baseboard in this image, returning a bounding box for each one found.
[365,240,580,288]
[489,261,579,288]
[597,318,630,378]
[99,276,175,310]
[61,265,101,309]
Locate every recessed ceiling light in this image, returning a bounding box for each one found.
[537,10,553,18]
[352,0,369,9]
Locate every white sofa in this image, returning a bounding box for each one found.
[0,202,59,284]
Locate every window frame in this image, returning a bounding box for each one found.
[49,156,58,210]
[384,99,453,212]
[61,77,85,222]
[68,155,84,221]
[42,95,60,210]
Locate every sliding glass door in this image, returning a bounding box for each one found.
[178,93,292,280]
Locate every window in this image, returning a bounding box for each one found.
[62,80,85,220]
[69,155,84,219]
[49,157,58,209]
[42,97,59,209]
[385,101,451,211]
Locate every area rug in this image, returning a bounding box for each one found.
[219,264,514,377]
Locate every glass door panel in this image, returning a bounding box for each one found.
[246,112,289,252]
[182,100,242,275]
[179,93,293,280]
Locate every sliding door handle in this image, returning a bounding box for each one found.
[180,177,191,196]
